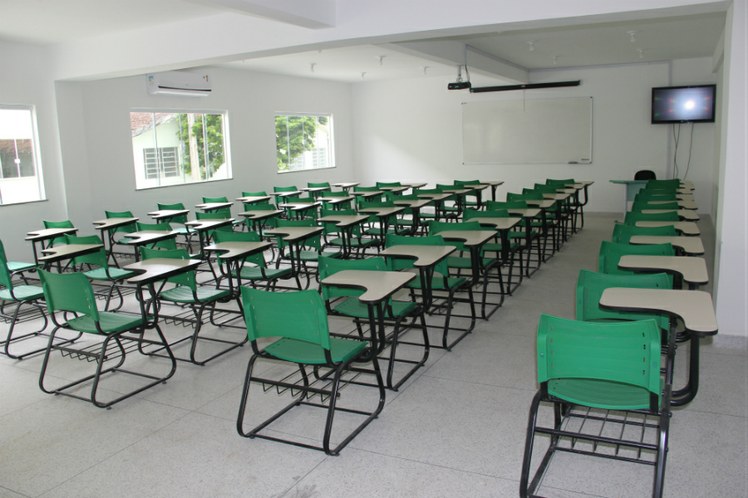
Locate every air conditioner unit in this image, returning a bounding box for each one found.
[146,71,212,97]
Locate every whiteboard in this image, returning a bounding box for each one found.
[462,97,592,165]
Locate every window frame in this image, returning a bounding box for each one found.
[130,108,232,191]
[0,104,46,206]
[275,112,335,175]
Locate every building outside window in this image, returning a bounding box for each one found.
[130,110,230,189]
[275,113,334,173]
[0,106,45,205]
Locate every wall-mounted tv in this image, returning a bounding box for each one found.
[651,84,716,124]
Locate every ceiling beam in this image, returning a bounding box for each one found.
[189,0,336,29]
[387,40,528,83]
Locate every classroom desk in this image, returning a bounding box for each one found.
[195,201,233,213]
[237,209,282,237]
[635,220,701,236]
[320,269,422,389]
[318,213,370,258]
[351,190,385,201]
[475,181,504,202]
[204,240,272,296]
[380,244,455,309]
[38,243,103,269]
[301,186,331,198]
[271,190,303,199]
[333,182,360,193]
[92,216,139,265]
[184,218,235,258]
[148,209,190,224]
[600,287,717,406]
[357,205,405,245]
[617,255,709,289]
[25,227,79,265]
[392,198,431,234]
[415,192,453,221]
[377,185,409,194]
[402,182,427,190]
[120,230,177,260]
[641,209,700,221]
[277,201,321,219]
[318,195,355,209]
[264,226,324,280]
[236,195,272,205]
[629,235,705,255]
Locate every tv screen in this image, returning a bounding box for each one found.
[651,85,716,124]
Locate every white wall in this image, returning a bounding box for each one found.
[0,41,68,260]
[352,61,717,214]
[54,67,355,225]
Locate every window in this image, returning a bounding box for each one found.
[130,111,230,189]
[275,113,334,173]
[0,106,45,205]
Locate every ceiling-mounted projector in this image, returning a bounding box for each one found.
[448,81,472,90]
[448,65,471,90]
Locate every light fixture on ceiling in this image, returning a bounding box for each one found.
[378,55,386,66]
[552,55,559,65]
[361,72,367,79]
[527,40,536,52]
[627,30,637,43]
[637,48,645,59]
[423,66,430,75]
[310,62,317,73]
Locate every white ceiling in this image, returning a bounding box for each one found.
[0,0,726,84]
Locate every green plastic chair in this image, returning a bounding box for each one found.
[156,202,194,250]
[318,255,428,390]
[624,211,680,224]
[43,219,75,246]
[0,246,49,359]
[139,247,238,365]
[130,221,177,250]
[64,234,136,311]
[274,218,340,289]
[237,287,385,455]
[611,223,677,243]
[598,241,675,284]
[212,230,299,290]
[520,313,669,498]
[201,196,232,219]
[319,208,377,257]
[0,239,36,282]
[104,210,137,235]
[384,234,475,350]
[306,182,331,196]
[37,269,176,408]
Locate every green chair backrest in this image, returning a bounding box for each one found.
[464,208,510,220]
[632,200,680,211]
[546,178,575,187]
[38,269,100,321]
[241,287,331,351]
[0,245,15,291]
[519,189,544,200]
[139,247,196,289]
[536,313,661,410]
[376,181,402,188]
[274,185,298,192]
[598,240,675,277]
[157,203,189,224]
[275,218,322,251]
[43,220,75,246]
[199,197,231,218]
[454,179,480,187]
[105,210,137,233]
[212,230,268,268]
[611,223,677,243]
[307,182,331,189]
[575,269,670,330]
[63,234,108,269]
[647,179,680,189]
[624,211,680,224]
[202,196,229,203]
[137,221,172,231]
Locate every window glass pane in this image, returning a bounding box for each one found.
[275,113,334,173]
[130,110,230,190]
[0,107,45,205]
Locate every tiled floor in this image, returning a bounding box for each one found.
[1,213,745,497]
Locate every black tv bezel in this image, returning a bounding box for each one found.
[651,84,717,124]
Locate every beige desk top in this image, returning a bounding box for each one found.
[507,208,542,218]
[648,199,697,210]
[600,287,717,335]
[525,199,556,209]
[432,230,497,247]
[321,269,415,303]
[357,206,405,217]
[271,190,303,197]
[26,227,78,241]
[333,182,360,189]
[236,195,272,204]
[264,226,324,242]
[543,192,572,201]
[121,230,176,245]
[629,235,704,255]
[92,217,138,230]
[393,199,431,209]
[618,255,709,285]
[125,257,202,285]
[319,195,355,205]
[195,202,233,211]
[352,190,384,198]
[203,241,271,261]
[635,221,701,235]
[147,209,190,221]
[471,217,523,231]
[318,214,369,227]
[380,244,456,267]
[39,243,103,263]
[238,210,283,220]
[641,209,700,221]
[416,192,452,202]
[184,218,235,231]
[377,185,409,194]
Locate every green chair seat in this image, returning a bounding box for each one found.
[159,286,230,304]
[0,285,44,301]
[82,267,135,281]
[66,311,145,334]
[265,336,366,364]
[233,266,293,282]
